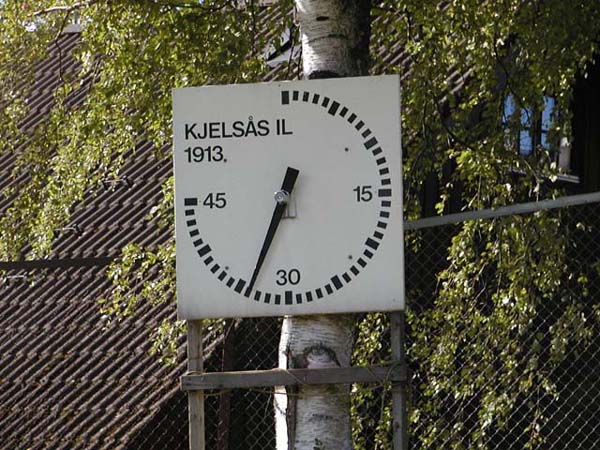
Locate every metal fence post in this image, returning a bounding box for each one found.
[188,320,205,450]
[391,311,408,450]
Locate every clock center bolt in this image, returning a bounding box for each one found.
[274,190,290,205]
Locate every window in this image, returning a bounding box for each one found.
[503,95,571,165]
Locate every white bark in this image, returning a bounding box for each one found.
[275,1,371,448]
[296,0,371,79]
[275,315,355,450]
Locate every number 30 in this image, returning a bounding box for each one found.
[276,269,301,286]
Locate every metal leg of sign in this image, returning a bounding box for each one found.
[188,320,205,450]
[391,311,408,450]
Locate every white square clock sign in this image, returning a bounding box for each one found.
[174,75,404,319]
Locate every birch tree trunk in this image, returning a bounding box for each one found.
[275,1,371,449]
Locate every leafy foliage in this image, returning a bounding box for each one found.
[365,1,600,447]
[2,0,600,448]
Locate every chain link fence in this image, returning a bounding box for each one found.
[128,194,600,450]
[404,196,600,450]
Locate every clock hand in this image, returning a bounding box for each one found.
[247,167,300,292]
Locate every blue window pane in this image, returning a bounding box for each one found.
[503,95,516,122]
[541,96,555,132]
[520,130,533,155]
[521,107,532,129]
[541,131,549,149]
[541,96,556,150]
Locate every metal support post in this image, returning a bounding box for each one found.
[188,320,205,450]
[391,311,408,450]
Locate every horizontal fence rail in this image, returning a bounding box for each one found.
[0,256,115,270]
[181,365,407,391]
[405,191,600,230]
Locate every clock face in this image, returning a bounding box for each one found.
[174,75,404,319]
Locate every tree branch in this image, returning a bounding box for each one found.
[146,0,237,12]
[33,0,100,17]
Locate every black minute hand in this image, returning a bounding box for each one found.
[248,167,300,292]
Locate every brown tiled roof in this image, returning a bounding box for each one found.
[0,265,185,450]
[0,31,187,450]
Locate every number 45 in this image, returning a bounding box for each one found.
[203,193,227,209]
